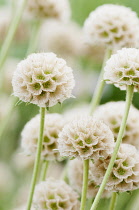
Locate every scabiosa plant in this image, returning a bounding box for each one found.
[90,48,138,210]
[58,116,114,160]
[12,52,75,210]
[58,115,114,210]
[83,4,139,114]
[104,48,139,91]
[26,0,71,21]
[68,158,111,199]
[94,101,139,148]
[84,4,139,50]
[91,144,139,192]
[21,113,64,161]
[33,178,80,210]
[12,53,75,107]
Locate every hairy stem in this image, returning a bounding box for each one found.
[90,85,134,210]
[80,159,89,210]
[109,192,118,210]
[26,107,46,210]
[89,48,112,115]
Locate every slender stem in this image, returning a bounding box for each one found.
[26,19,42,55]
[109,193,118,210]
[90,85,134,210]
[40,160,49,181]
[87,198,94,210]
[0,0,27,71]
[26,107,46,210]
[89,48,112,115]
[80,159,89,210]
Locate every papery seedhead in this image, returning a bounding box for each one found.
[12,53,75,107]
[84,4,139,49]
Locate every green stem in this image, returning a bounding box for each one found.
[0,0,27,70]
[80,159,89,210]
[89,48,112,115]
[40,160,49,181]
[109,193,118,210]
[26,107,46,210]
[26,19,42,55]
[61,162,69,184]
[90,85,134,210]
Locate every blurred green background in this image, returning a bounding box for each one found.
[0,0,139,210]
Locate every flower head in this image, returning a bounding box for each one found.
[94,101,139,148]
[26,0,71,21]
[104,48,139,91]
[84,4,139,49]
[21,113,64,160]
[58,116,114,160]
[12,53,75,107]
[68,158,111,198]
[91,144,139,192]
[33,178,80,210]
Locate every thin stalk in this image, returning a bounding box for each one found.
[0,0,27,71]
[61,162,69,184]
[80,159,89,210]
[90,85,134,210]
[80,48,112,209]
[89,48,112,115]
[109,192,118,210]
[26,107,46,210]
[26,19,42,55]
[40,160,49,181]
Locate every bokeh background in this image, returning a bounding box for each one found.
[0,0,139,210]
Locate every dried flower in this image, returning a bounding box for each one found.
[21,113,64,160]
[84,4,139,49]
[91,144,139,192]
[26,0,71,21]
[33,178,80,210]
[68,158,111,198]
[39,20,82,59]
[12,53,75,107]
[94,101,139,148]
[58,116,114,160]
[104,48,139,91]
